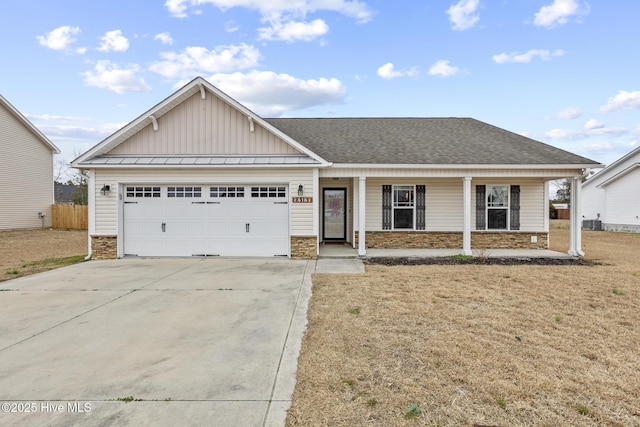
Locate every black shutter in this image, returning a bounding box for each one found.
[416,185,425,230]
[382,185,392,230]
[476,185,486,230]
[510,185,520,230]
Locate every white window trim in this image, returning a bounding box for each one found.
[392,184,416,230]
[486,184,510,230]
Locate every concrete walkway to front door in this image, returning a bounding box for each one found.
[318,242,573,259]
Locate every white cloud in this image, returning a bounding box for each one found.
[446,0,480,31]
[36,26,81,51]
[533,0,587,28]
[554,107,582,120]
[205,70,347,116]
[83,61,151,94]
[150,43,260,78]
[258,19,329,42]
[600,90,640,113]
[377,63,417,80]
[542,125,627,141]
[584,119,604,130]
[154,32,174,45]
[428,60,460,78]
[98,30,129,52]
[165,0,374,23]
[226,21,240,32]
[492,49,564,64]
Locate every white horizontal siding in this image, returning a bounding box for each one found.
[581,185,605,221]
[361,178,546,232]
[472,179,545,231]
[0,104,54,229]
[108,92,299,156]
[605,168,640,226]
[365,178,465,231]
[92,168,315,236]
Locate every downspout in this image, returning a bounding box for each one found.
[85,169,95,261]
[568,168,591,257]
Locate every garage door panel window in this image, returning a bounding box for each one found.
[251,186,287,198]
[168,186,202,198]
[210,186,245,198]
[126,186,161,198]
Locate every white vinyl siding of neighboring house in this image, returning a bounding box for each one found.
[581,148,640,229]
[603,168,640,228]
[108,92,300,156]
[91,168,315,236]
[0,102,55,229]
[581,184,605,221]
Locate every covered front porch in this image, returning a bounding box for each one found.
[317,172,587,258]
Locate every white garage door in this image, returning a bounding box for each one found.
[123,185,289,257]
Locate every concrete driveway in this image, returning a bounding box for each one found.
[0,258,313,427]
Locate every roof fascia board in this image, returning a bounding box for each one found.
[585,146,640,187]
[329,163,603,170]
[596,163,640,188]
[73,163,323,169]
[72,77,330,167]
[0,94,60,154]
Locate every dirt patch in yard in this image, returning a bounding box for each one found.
[287,223,640,426]
[0,228,88,282]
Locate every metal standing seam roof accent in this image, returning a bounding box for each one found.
[80,155,322,166]
[265,117,601,166]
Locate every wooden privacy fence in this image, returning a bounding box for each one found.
[52,204,88,230]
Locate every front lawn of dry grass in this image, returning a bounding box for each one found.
[0,228,88,282]
[287,222,640,426]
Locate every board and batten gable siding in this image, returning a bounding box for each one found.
[107,92,300,156]
[362,178,546,232]
[91,168,315,236]
[603,167,640,227]
[0,103,54,229]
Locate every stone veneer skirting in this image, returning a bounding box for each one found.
[91,235,118,260]
[291,236,318,259]
[356,231,548,250]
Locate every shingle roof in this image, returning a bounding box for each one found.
[265,117,599,165]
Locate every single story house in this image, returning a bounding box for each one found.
[1,94,60,230]
[72,77,601,259]
[582,146,640,233]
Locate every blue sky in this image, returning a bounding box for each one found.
[1,0,639,172]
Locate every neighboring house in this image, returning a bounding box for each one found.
[0,94,60,230]
[582,146,640,233]
[72,77,601,259]
[552,202,570,220]
[54,183,77,204]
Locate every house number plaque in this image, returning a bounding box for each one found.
[292,196,313,203]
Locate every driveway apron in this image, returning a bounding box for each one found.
[0,258,313,427]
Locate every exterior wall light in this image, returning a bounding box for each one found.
[297,184,304,196]
[101,184,111,196]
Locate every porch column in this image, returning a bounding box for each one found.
[568,177,584,256]
[462,176,472,255]
[358,176,366,257]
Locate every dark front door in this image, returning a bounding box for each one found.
[323,188,347,241]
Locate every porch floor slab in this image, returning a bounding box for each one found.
[318,244,573,259]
